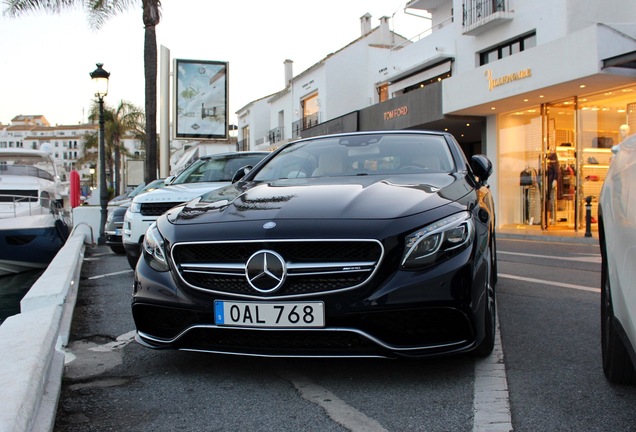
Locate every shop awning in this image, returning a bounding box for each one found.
[388,59,453,96]
[603,50,636,70]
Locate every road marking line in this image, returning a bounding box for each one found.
[279,370,388,432]
[88,269,133,280]
[473,307,513,432]
[498,250,601,263]
[499,273,600,293]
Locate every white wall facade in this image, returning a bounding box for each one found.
[236,0,636,232]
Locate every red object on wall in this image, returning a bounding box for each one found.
[69,170,81,208]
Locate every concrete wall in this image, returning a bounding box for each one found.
[0,221,94,432]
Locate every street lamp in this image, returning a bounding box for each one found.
[90,63,110,245]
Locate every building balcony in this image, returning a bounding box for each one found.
[268,126,284,144]
[292,112,322,137]
[462,0,513,36]
[236,138,248,152]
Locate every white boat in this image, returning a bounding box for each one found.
[0,148,70,276]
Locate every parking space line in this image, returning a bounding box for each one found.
[499,273,600,293]
[278,369,388,432]
[498,251,601,264]
[88,269,133,280]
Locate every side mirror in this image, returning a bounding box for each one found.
[470,154,493,184]
[232,165,253,183]
[164,176,175,185]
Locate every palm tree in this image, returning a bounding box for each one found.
[3,0,162,184]
[78,100,144,196]
[83,101,144,195]
[103,100,144,195]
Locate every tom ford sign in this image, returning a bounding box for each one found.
[384,106,409,120]
[485,68,532,91]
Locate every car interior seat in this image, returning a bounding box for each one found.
[312,152,346,177]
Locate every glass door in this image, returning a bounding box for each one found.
[542,98,577,230]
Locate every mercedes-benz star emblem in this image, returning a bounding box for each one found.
[245,250,286,293]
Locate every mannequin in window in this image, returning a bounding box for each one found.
[546,151,560,225]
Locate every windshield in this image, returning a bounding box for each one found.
[252,133,455,181]
[0,153,56,181]
[171,153,267,185]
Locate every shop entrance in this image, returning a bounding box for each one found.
[542,98,577,230]
[498,84,635,233]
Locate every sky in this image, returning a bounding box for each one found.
[0,0,428,128]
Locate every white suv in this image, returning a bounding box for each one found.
[122,151,268,268]
[599,133,636,385]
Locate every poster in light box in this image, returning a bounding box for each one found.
[174,59,228,139]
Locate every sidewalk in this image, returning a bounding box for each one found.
[496,224,599,245]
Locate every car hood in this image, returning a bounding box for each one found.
[170,173,474,224]
[132,181,230,204]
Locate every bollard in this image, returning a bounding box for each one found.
[585,196,592,237]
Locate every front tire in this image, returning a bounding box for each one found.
[474,237,496,357]
[109,244,125,255]
[126,249,140,270]
[601,247,636,384]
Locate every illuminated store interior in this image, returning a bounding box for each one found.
[498,84,636,232]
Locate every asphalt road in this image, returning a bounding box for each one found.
[52,239,636,431]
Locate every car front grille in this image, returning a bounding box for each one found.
[140,202,181,216]
[170,239,384,299]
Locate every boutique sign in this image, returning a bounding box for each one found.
[384,106,409,121]
[485,68,532,91]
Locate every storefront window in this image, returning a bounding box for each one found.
[578,86,636,229]
[498,85,636,232]
[302,93,320,129]
[498,107,542,228]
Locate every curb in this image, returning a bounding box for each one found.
[496,230,599,246]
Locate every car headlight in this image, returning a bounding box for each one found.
[106,211,115,224]
[143,223,169,272]
[129,201,141,213]
[401,212,474,269]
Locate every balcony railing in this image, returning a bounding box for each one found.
[291,112,322,138]
[462,0,513,35]
[236,138,248,151]
[268,126,284,144]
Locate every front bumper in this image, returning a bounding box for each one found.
[131,246,487,359]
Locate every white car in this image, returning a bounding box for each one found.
[599,133,636,385]
[122,151,268,269]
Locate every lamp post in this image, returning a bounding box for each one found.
[90,63,110,245]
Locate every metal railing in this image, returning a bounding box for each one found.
[236,139,248,152]
[291,113,322,138]
[0,193,54,218]
[268,126,284,144]
[462,0,508,28]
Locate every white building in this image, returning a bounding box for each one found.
[237,0,636,235]
[0,115,146,192]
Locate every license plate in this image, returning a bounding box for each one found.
[115,228,121,236]
[214,300,325,328]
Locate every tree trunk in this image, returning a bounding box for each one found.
[114,145,121,195]
[144,24,158,183]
